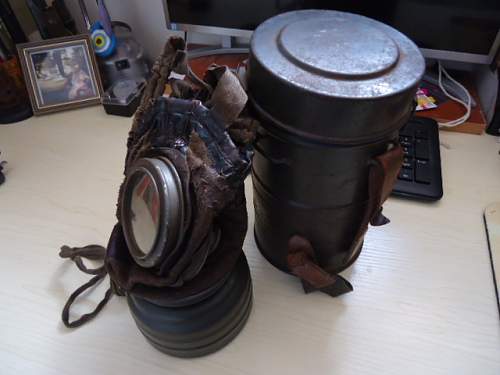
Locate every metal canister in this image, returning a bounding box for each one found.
[248,10,424,276]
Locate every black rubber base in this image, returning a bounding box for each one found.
[127,253,253,357]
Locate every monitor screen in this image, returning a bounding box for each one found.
[165,0,500,63]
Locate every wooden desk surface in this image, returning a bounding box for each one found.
[0,107,499,375]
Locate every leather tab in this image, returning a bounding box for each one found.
[287,235,353,297]
[283,145,403,297]
[205,66,248,127]
[370,207,390,226]
[344,144,403,265]
[301,276,353,297]
[370,144,404,209]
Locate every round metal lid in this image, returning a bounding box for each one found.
[250,10,425,99]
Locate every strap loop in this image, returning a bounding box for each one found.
[287,235,353,297]
[287,144,404,297]
[59,245,115,328]
[59,245,106,275]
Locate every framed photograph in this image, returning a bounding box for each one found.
[17,35,103,115]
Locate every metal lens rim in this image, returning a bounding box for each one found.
[157,156,185,254]
[121,157,183,268]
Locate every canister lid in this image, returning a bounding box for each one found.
[250,10,424,99]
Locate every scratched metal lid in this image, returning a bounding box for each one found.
[250,9,424,99]
[248,10,425,142]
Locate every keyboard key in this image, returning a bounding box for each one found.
[402,163,413,170]
[402,145,413,157]
[415,139,429,160]
[402,157,413,169]
[398,169,413,181]
[415,160,431,184]
[399,135,413,145]
[399,126,412,137]
[415,129,428,139]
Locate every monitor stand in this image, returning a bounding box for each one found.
[185,33,249,58]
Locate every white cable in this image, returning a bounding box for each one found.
[436,61,472,128]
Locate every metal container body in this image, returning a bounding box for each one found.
[248,10,425,273]
[252,126,399,273]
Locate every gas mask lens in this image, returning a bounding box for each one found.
[130,171,159,255]
[121,156,184,268]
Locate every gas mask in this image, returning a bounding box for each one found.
[60,37,256,357]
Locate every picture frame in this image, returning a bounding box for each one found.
[17,35,103,115]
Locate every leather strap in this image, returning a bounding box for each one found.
[287,144,404,297]
[287,236,353,297]
[344,144,404,265]
[59,245,124,328]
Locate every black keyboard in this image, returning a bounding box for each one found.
[392,116,443,201]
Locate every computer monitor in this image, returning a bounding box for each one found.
[163,0,500,65]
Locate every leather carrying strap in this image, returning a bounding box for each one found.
[287,236,353,296]
[287,144,404,297]
[59,245,124,328]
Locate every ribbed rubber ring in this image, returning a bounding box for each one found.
[127,253,253,357]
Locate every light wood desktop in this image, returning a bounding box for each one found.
[0,106,499,375]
